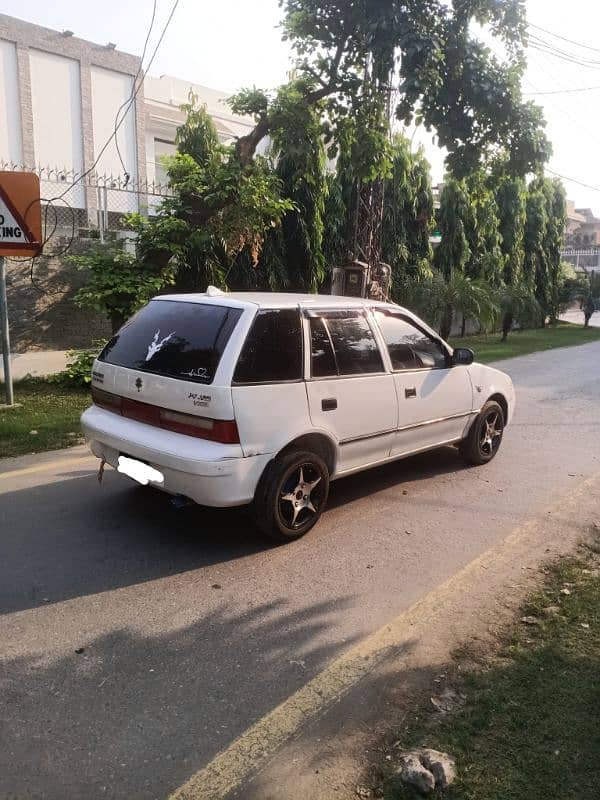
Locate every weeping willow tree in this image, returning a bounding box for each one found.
[382,135,434,296]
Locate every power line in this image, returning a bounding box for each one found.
[524,85,600,96]
[114,0,158,178]
[52,0,181,202]
[528,23,600,56]
[529,41,600,70]
[546,169,600,194]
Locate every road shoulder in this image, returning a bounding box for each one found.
[219,474,600,800]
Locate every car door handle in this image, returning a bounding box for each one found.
[405,387,417,399]
[321,398,337,411]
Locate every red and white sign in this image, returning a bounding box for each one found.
[0,172,43,257]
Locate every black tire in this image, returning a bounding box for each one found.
[460,400,505,466]
[252,450,330,543]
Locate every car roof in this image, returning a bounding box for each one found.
[157,289,410,314]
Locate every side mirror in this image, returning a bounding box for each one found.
[452,347,474,366]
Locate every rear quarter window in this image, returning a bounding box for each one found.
[98,300,242,384]
[233,309,303,383]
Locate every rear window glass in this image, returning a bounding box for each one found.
[233,309,303,383]
[98,300,242,384]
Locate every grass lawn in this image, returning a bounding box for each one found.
[381,551,600,800]
[450,322,600,364]
[0,378,90,459]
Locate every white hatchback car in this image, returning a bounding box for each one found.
[82,289,515,541]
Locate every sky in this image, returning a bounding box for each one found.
[3,0,600,214]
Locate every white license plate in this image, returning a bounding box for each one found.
[117,456,164,486]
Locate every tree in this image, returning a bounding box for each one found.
[496,175,527,286]
[544,178,567,324]
[523,180,549,318]
[71,235,177,333]
[258,83,328,292]
[283,0,550,175]
[130,0,551,277]
[584,294,597,327]
[434,178,472,338]
[497,283,540,341]
[382,136,434,295]
[134,95,294,292]
[464,173,504,286]
[401,271,498,340]
[523,175,566,326]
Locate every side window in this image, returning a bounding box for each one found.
[310,317,337,377]
[374,312,448,370]
[233,309,303,383]
[309,311,384,377]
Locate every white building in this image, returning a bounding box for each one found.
[144,74,255,186]
[0,13,256,224]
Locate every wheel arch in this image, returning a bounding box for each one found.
[487,393,508,424]
[277,432,338,476]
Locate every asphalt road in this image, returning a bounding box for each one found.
[1,341,600,799]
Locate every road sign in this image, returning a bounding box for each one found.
[0,172,42,257]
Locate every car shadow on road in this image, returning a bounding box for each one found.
[0,592,372,800]
[327,445,472,511]
[0,446,472,616]
[0,473,266,615]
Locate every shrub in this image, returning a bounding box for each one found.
[51,340,107,388]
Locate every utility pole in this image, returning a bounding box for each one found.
[0,256,14,405]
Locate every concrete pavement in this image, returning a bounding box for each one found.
[0,349,69,381]
[561,308,600,327]
[1,341,599,799]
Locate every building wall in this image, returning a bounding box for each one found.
[5,236,112,352]
[0,13,146,199]
[0,38,22,163]
[29,48,86,207]
[90,65,138,213]
[143,74,257,186]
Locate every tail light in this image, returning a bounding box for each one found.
[91,387,239,444]
[92,386,122,411]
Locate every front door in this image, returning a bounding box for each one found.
[304,310,398,474]
[372,310,474,456]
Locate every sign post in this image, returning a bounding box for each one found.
[0,256,13,405]
[0,172,42,406]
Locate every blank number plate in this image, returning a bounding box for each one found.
[117,455,164,485]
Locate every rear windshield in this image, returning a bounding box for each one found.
[98,300,242,384]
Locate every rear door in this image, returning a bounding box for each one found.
[230,307,311,457]
[304,309,398,474]
[372,309,473,455]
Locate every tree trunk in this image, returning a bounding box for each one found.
[110,311,127,334]
[501,311,513,342]
[439,304,453,342]
[584,312,591,328]
[460,314,467,338]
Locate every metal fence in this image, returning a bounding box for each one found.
[0,161,172,244]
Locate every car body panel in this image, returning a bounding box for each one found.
[391,366,475,454]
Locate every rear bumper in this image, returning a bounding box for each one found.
[81,405,271,507]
